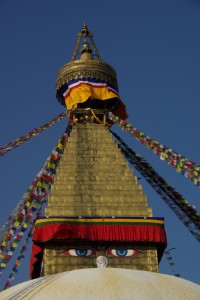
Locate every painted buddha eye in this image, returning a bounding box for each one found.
[66,249,94,257]
[108,249,140,257]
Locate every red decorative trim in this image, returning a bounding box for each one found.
[30,218,167,279]
[33,223,166,243]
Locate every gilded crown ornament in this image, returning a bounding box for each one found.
[55,23,128,120]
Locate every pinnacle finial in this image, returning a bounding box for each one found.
[70,23,102,61]
[81,23,89,36]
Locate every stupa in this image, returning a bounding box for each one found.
[1,24,200,300]
[30,23,166,279]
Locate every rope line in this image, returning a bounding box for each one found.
[3,223,34,290]
[90,109,104,124]
[0,111,67,156]
[108,112,200,188]
[165,248,181,277]
[110,130,200,242]
[0,125,70,280]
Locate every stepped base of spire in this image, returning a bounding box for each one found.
[30,122,166,278]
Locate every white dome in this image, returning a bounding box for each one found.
[0,269,200,300]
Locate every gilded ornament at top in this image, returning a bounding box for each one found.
[56,24,119,106]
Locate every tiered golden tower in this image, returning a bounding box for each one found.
[30,24,166,279]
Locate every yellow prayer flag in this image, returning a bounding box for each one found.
[37,182,42,188]
[1,263,6,267]
[16,260,21,266]
[193,178,198,185]
[57,143,63,150]
[14,221,20,227]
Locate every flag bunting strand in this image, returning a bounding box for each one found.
[0,112,67,156]
[110,130,200,242]
[0,125,70,281]
[165,248,181,277]
[108,112,200,188]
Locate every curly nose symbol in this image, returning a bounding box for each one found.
[96,256,108,268]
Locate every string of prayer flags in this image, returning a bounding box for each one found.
[165,248,181,277]
[0,130,68,250]
[111,130,200,242]
[3,225,35,290]
[0,111,67,156]
[108,112,200,188]
[0,126,70,277]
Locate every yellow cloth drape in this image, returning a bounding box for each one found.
[64,83,119,110]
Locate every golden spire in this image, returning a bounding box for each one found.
[70,23,102,61]
[56,24,119,110]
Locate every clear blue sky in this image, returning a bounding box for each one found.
[0,0,200,288]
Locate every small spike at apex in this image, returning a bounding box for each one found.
[70,23,100,61]
[81,23,89,35]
